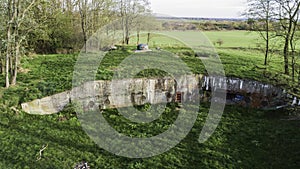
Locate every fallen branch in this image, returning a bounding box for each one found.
[36,144,48,161]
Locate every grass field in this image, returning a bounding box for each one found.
[204,31,261,48]
[0,101,299,168]
[0,30,299,168]
[130,31,261,49]
[129,31,297,90]
[131,30,293,52]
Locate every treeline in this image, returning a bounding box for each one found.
[160,20,253,31]
[0,0,152,88]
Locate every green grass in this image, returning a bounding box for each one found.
[0,103,299,168]
[130,30,290,50]
[203,31,261,48]
[129,31,299,91]
[129,31,261,49]
[0,30,299,168]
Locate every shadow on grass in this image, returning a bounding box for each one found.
[1,102,300,168]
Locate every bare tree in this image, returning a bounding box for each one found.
[0,40,3,75]
[245,0,276,66]
[77,0,88,53]
[4,0,38,87]
[0,3,5,75]
[135,14,159,45]
[76,0,116,52]
[118,0,150,45]
[289,11,299,81]
[275,0,300,75]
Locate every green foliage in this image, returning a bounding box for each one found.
[102,103,178,138]
[160,20,252,31]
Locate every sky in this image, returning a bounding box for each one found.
[149,0,247,18]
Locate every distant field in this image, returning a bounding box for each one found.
[203,31,261,48]
[130,31,261,49]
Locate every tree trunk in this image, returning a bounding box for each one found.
[264,19,269,66]
[6,0,12,88]
[298,66,300,86]
[6,28,11,88]
[283,19,292,75]
[290,14,299,82]
[5,53,10,88]
[122,18,125,45]
[125,17,130,45]
[10,0,20,86]
[290,32,296,82]
[125,36,129,45]
[291,54,295,81]
[121,0,125,45]
[81,16,87,53]
[283,36,290,75]
[79,0,87,53]
[137,31,140,45]
[11,40,20,86]
[10,48,14,76]
[0,40,2,75]
[147,33,150,45]
[264,39,269,66]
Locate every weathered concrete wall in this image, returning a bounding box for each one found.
[21,91,71,115]
[22,75,202,115]
[21,75,300,115]
[202,76,285,97]
[201,76,299,109]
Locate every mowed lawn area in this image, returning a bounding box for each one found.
[204,31,260,48]
[130,30,260,48]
